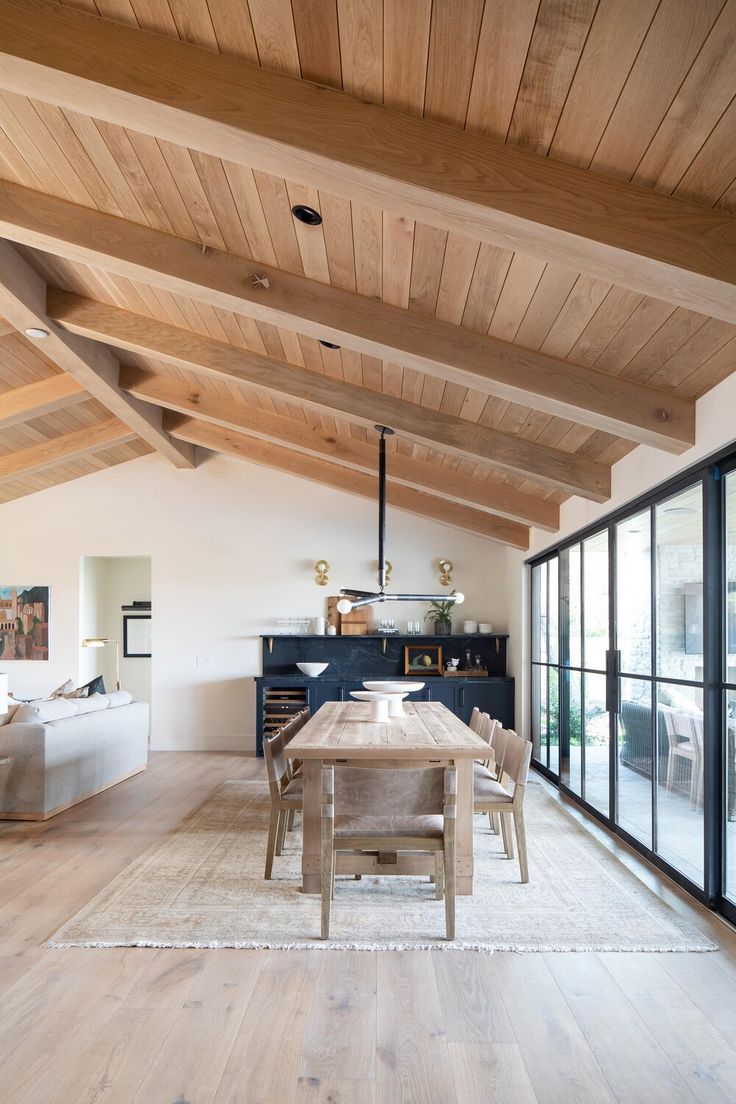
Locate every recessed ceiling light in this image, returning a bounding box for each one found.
[319,340,340,350]
[25,327,49,339]
[291,204,322,226]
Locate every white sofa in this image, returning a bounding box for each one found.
[0,691,149,820]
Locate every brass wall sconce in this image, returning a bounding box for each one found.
[314,559,330,586]
[376,559,392,584]
[438,559,454,586]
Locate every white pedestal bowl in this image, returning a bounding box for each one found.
[349,690,406,722]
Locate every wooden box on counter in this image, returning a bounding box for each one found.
[327,595,374,636]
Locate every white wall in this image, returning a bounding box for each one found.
[507,369,736,738]
[0,450,510,750]
[81,556,151,701]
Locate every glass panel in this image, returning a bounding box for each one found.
[584,672,610,816]
[617,511,652,675]
[548,558,559,664]
[584,530,609,672]
[532,664,545,764]
[549,666,559,775]
[656,485,704,682]
[568,669,582,795]
[656,683,704,887]
[725,474,736,684]
[532,564,543,664]
[565,545,582,669]
[617,677,653,846]
[726,691,736,905]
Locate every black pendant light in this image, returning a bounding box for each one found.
[336,426,465,614]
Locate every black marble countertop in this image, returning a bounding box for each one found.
[254,674,514,683]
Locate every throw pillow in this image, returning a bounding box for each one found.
[0,700,20,727]
[65,675,107,699]
[50,679,75,698]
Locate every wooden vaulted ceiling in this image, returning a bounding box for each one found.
[0,0,735,549]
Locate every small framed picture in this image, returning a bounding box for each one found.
[404,644,442,675]
[123,615,151,658]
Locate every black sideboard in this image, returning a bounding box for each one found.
[255,633,514,756]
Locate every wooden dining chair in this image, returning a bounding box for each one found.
[263,729,303,878]
[473,730,532,883]
[469,706,483,735]
[320,760,458,940]
[280,707,311,829]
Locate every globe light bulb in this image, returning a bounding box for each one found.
[453,592,465,604]
[336,598,353,614]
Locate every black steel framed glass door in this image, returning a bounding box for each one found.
[531,467,717,907]
[558,532,611,816]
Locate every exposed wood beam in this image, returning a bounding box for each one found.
[0,184,696,454]
[167,415,530,549]
[0,317,13,337]
[0,1,735,323]
[0,373,86,430]
[48,290,611,502]
[0,241,194,469]
[0,417,135,482]
[125,369,559,530]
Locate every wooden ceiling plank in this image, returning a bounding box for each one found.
[0,415,135,481]
[47,288,611,501]
[589,0,724,179]
[1,1,735,321]
[0,240,195,467]
[549,0,660,168]
[167,413,530,548]
[632,0,736,195]
[507,0,598,157]
[465,0,538,140]
[0,373,86,430]
[0,183,696,452]
[124,367,559,529]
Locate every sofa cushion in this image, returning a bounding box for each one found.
[104,690,133,708]
[0,700,20,727]
[13,698,79,724]
[75,693,111,715]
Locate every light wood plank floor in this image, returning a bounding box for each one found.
[1,751,735,1104]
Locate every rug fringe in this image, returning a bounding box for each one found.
[47,938,716,953]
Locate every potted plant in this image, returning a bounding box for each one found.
[424,594,455,636]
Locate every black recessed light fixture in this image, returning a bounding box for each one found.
[319,340,341,350]
[291,204,322,226]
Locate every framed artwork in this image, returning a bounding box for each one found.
[0,586,49,660]
[404,644,442,675]
[123,615,151,658]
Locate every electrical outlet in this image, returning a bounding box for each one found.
[195,656,213,668]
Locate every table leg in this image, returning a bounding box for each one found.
[301,759,321,894]
[456,759,474,895]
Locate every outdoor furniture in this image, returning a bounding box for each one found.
[320,761,457,940]
[661,704,703,808]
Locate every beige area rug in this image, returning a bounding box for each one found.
[50,780,717,952]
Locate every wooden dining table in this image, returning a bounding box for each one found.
[284,699,490,895]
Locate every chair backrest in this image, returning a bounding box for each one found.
[264,730,290,788]
[490,724,511,773]
[501,730,532,787]
[469,707,483,735]
[479,713,499,746]
[328,761,450,817]
[281,707,311,743]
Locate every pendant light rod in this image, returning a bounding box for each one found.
[336,425,465,614]
[377,424,393,594]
